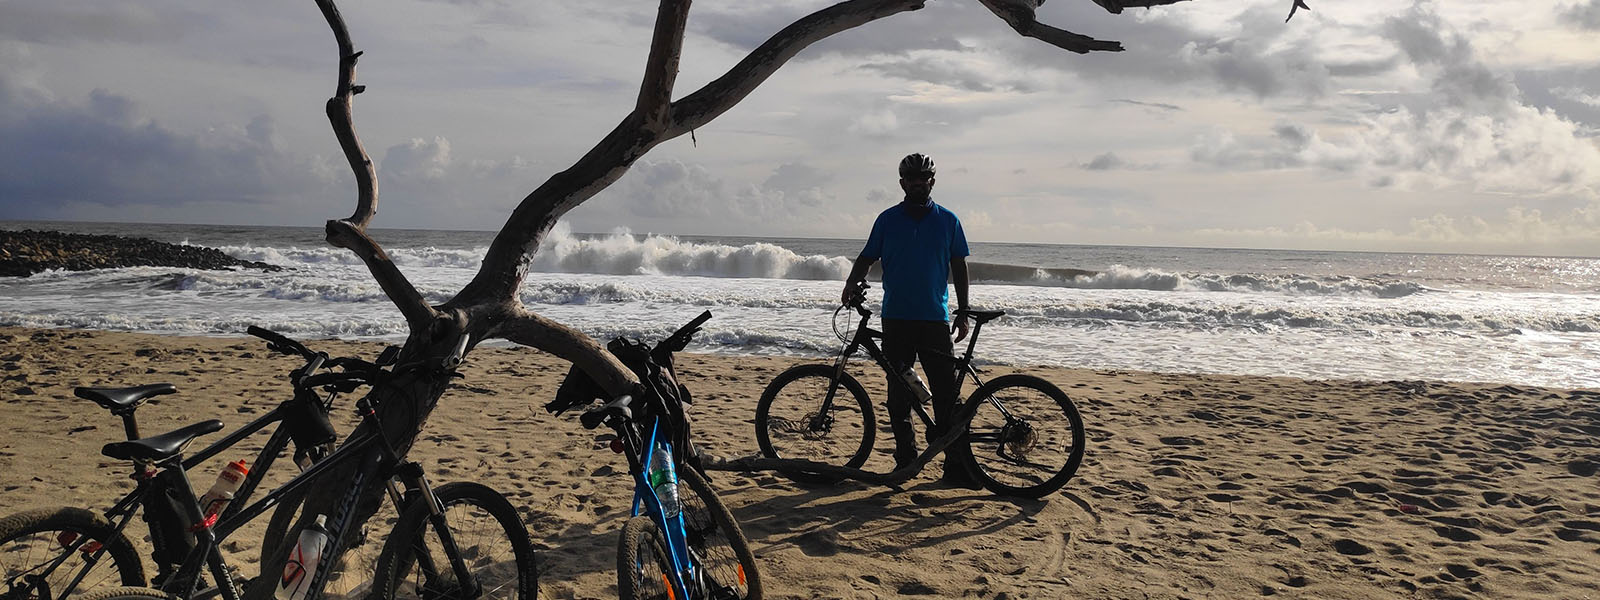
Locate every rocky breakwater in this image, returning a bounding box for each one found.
[1,229,282,277]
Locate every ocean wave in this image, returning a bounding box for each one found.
[996,300,1600,333]
[218,226,855,281]
[0,312,409,339]
[1009,264,1425,298]
[212,228,1426,299]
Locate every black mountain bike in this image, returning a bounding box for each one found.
[0,328,536,600]
[754,283,1086,498]
[552,311,762,600]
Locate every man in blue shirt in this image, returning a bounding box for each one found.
[840,153,978,488]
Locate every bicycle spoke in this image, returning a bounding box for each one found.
[964,376,1085,498]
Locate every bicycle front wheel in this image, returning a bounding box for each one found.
[616,516,670,600]
[754,364,874,483]
[677,468,760,600]
[373,482,538,600]
[0,507,146,600]
[962,374,1086,498]
[262,485,400,600]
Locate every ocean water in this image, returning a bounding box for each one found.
[5,220,1600,388]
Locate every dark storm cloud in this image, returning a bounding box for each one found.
[1563,0,1600,30]
[1326,56,1402,78]
[0,3,196,45]
[1381,5,1516,114]
[1516,67,1600,129]
[0,77,328,218]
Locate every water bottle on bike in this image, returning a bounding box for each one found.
[198,459,249,517]
[648,445,681,518]
[274,514,331,600]
[897,365,932,405]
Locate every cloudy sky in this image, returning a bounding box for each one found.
[2,0,1598,255]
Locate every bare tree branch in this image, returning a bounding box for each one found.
[457,0,927,305]
[494,308,638,396]
[636,0,693,134]
[665,0,926,137]
[326,219,438,327]
[978,0,1122,53]
[1088,0,1193,14]
[314,0,377,228]
[312,0,437,329]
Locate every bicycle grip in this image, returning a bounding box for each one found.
[667,311,712,343]
[247,325,310,357]
[580,394,634,430]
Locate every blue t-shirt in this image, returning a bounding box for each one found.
[859,201,970,322]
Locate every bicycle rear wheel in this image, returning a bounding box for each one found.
[754,364,874,483]
[961,374,1086,498]
[0,508,145,600]
[616,517,670,600]
[676,469,760,600]
[372,482,537,600]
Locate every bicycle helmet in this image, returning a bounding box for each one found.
[898,153,936,178]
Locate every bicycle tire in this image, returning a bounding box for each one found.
[676,468,761,600]
[0,507,146,600]
[615,516,670,600]
[261,487,398,600]
[372,482,537,600]
[961,374,1086,498]
[754,364,875,483]
[78,586,171,600]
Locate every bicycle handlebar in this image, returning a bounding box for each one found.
[248,325,386,392]
[651,310,712,361]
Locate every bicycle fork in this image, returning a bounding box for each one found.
[392,462,482,600]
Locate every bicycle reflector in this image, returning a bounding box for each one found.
[610,438,624,453]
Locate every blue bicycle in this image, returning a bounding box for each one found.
[553,311,761,600]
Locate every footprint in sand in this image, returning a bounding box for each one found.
[1332,539,1372,555]
[1433,526,1481,542]
[794,528,842,556]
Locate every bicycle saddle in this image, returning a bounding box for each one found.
[101,419,224,461]
[75,383,177,413]
[954,309,1005,325]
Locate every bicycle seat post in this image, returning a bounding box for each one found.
[118,410,142,441]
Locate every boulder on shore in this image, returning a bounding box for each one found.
[0,229,282,277]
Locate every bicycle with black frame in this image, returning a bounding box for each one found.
[753,281,1086,498]
[548,310,761,600]
[0,327,537,600]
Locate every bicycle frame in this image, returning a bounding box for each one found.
[617,416,701,600]
[826,308,990,429]
[14,391,323,599]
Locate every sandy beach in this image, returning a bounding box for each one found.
[2,325,1597,599]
